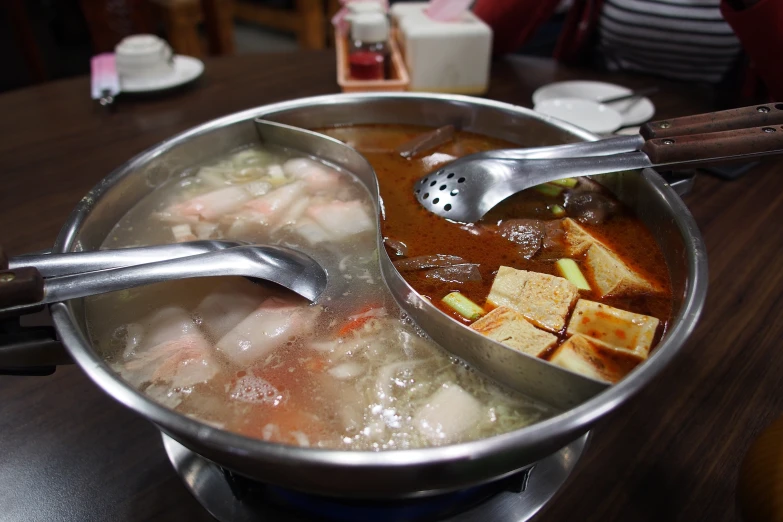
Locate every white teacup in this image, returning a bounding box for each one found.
[115,34,175,80]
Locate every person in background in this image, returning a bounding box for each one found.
[473,0,783,101]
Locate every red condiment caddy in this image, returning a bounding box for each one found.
[336,29,409,93]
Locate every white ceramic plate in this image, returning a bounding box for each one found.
[534,98,623,134]
[533,81,655,126]
[120,55,204,93]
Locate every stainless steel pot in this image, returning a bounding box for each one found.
[10,93,708,498]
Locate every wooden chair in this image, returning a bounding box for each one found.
[5,0,48,83]
[79,0,235,57]
[149,0,235,57]
[234,0,333,50]
[79,0,156,53]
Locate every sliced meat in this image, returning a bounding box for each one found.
[294,217,332,245]
[216,297,320,366]
[395,125,455,159]
[306,200,374,240]
[383,237,408,258]
[499,219,544,259]
[114,306,219,405]
[194,279,268,341]
[424,263,482,283]
[540,220,566,250]
[564,192,620,225]
[283,158,340,193]
[243,180,308,227]
[162,185,253,223]
[393,254,466,271]
[138,306,202,351]
[498,219,565,258]
[572,176,604,193]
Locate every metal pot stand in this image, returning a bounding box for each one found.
[162,432,589,522]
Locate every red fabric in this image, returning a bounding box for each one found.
[721,0,783,100]
[472,0,562,55]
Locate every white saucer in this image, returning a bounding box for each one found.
[120,55,204,93]
[533,81,655,126]
[534,97,623,134]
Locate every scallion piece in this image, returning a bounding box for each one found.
[556,258,591,291]
[532,183,563,197]
[550,204,566,217]
[442,292,486,320]
[549,178,578,188]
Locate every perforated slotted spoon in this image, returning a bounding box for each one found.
[414,103,783,223]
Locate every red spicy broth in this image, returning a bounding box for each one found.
[317,124,673,347]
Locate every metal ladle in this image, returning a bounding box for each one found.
[414,103,783,223]
[8,240,245,277]
[0,245,328,317]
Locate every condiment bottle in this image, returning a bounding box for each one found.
[349,12,390,81]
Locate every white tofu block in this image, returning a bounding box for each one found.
[562,218,599,256]
[585,244,662,297]
[566,299,659,357]
[394,6,492,94]
[562,218,663,297]
[550,334,644,384]
[487,266,579,332]
[470,306,558,357]
[243,181,308,227]
[414,383,484,444]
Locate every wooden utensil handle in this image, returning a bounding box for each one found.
[641,103,783,139]
[0,267,44,309]
[642,125,783,165]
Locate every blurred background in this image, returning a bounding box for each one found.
[1,0,424,93]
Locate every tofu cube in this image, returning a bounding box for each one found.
[414,383,484,444]
[562,218,662,297]
[487,266,579,332]
[585,244,662,297]
[562,218,598,256]
[470,306,558,357]
[566,299,659,357]
[550,334,645,383]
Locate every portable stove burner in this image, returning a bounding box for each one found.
[162,433,588,522]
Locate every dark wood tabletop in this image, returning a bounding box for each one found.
[0,52,781,522]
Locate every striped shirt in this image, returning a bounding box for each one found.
[598,0,742,83]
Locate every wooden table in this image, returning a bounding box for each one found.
[0,52,780,522]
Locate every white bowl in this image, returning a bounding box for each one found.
[115,34,175,80]
[533,97,623,134]
[533,80,655,126]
